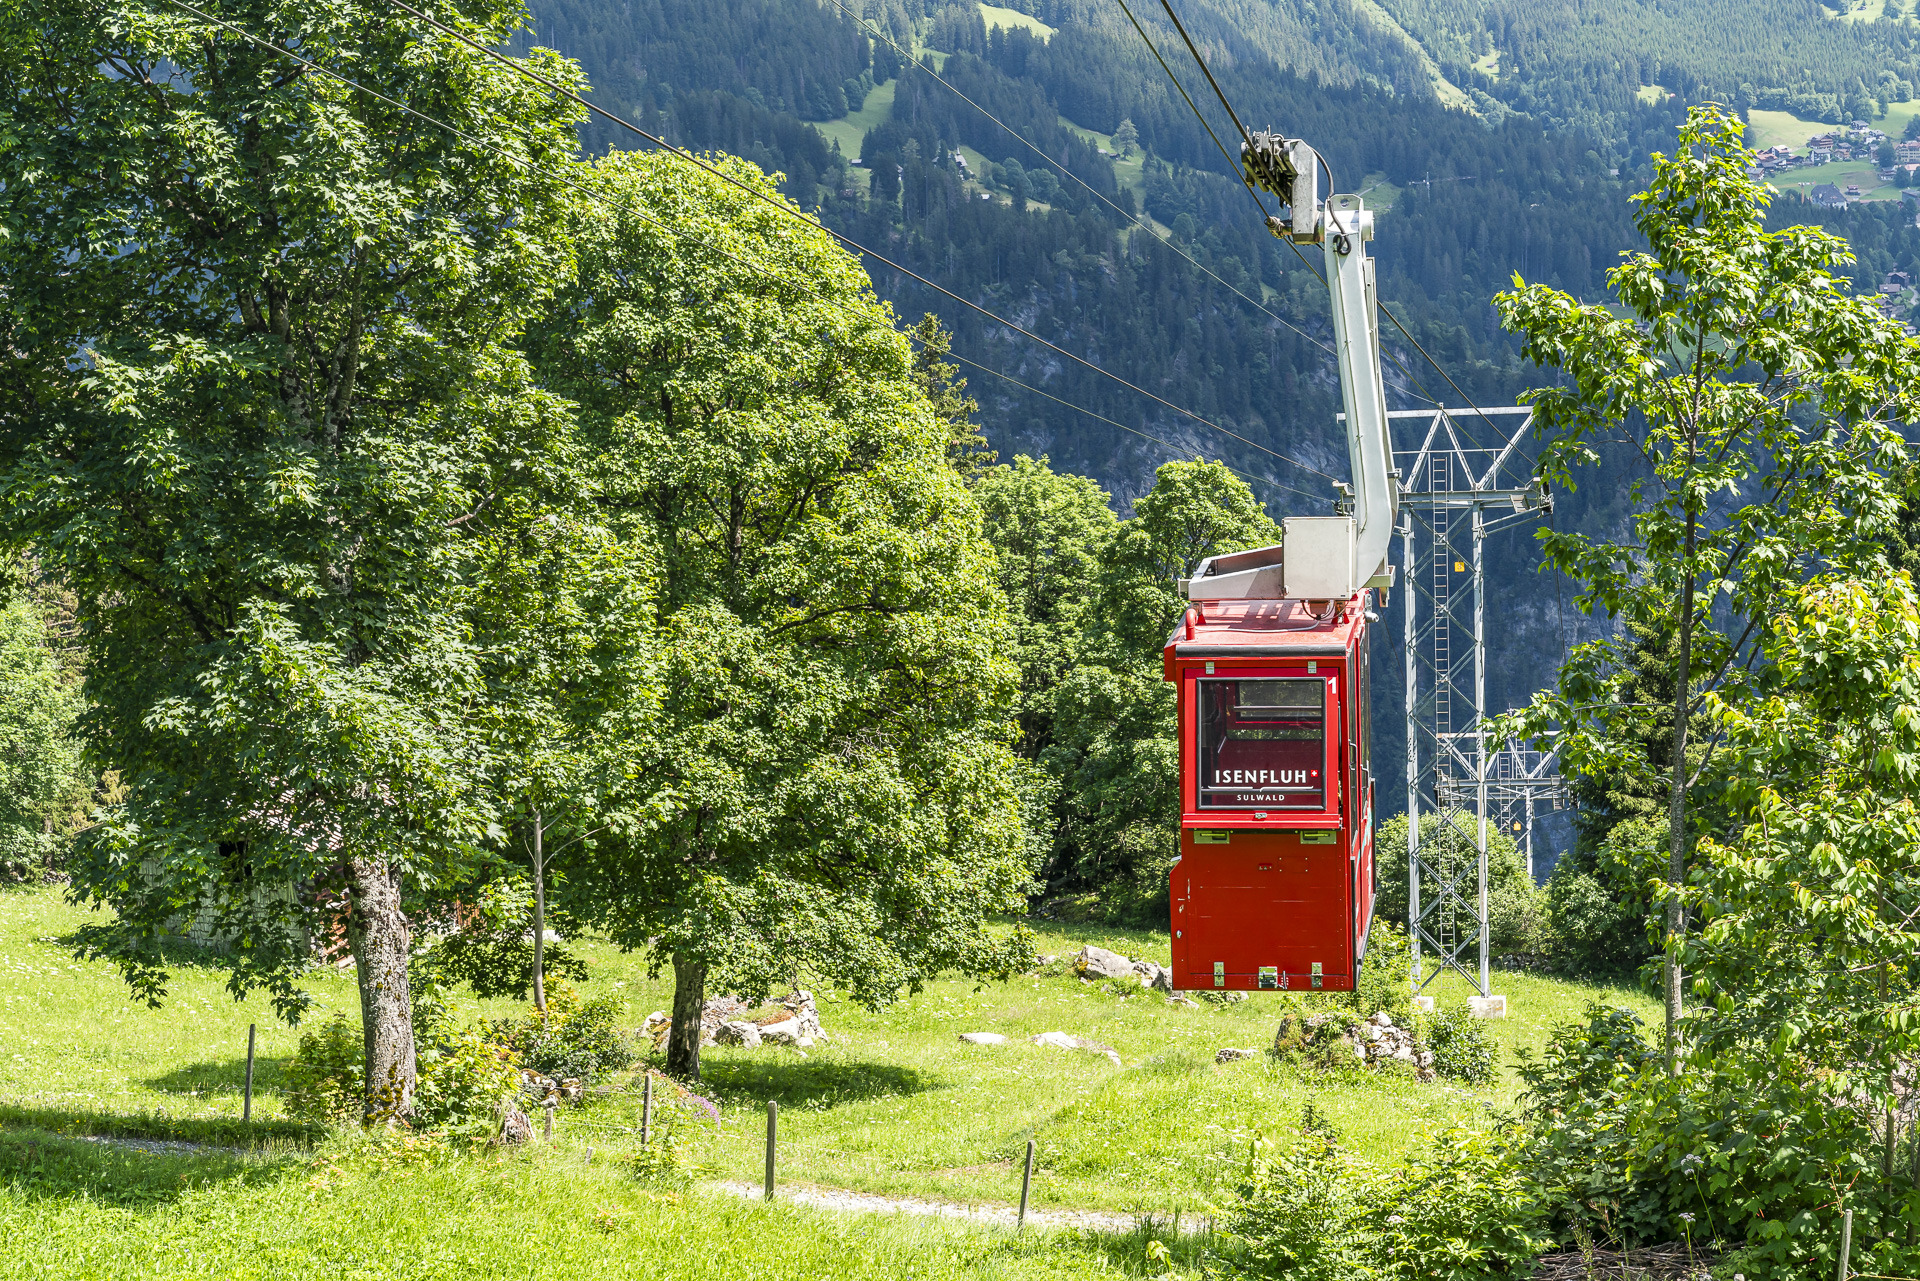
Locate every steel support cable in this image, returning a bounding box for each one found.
[814,0,1339,364]
[372,0,1336,483]
[1146,0,1504,438]
[1154,0,1254,151]
[1110,0,1269,224]
[1116,0,1449,415]
[151,0,1320,510]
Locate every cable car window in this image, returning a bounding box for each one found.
[1196,679,1325,810]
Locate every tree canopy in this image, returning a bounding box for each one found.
[1497,104,1917,1066]
[0,0,589,1113]
[528,149,1038,1078]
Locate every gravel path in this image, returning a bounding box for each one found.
[712,1179,1205,1235]
[69,1133,1199,1237]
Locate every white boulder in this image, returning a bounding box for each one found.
[714,1020,762,1048]
[959,1032,1007,1046]
[758,1018,804,1045]
[1075,945,1135,981]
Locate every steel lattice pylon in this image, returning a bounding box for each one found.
[1389,407,1566,996]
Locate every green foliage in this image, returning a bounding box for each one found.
[490,985,633,1083]
[1230,1113,1370,1280]
[0,0,593,1117]
[1373,0,1912,142]
[1373,812,1543,955]
[1540,817,1661,977]
[1075,460,1281,669]
[417,877,591,1002]
[533,148,1040,1063]
[1518,1003,1917,1276]
[1352,921,1414,1025]
[625,1121,711,1185]
[1229,1108,1552,1280]
[284,1014,365,1125]
[908,314,991,479]
[1498,104,1917,1062]
[973,456,1116,758]
[411,1019,521,1137]
[1422,1007,1493,1087]
[0,589,87,881]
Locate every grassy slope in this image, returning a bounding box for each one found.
[0,887,1656,1222]
[980,3,1056,39]
[1746,107,1832,151]
[812,77,896,167]
[1774,157,1905,201]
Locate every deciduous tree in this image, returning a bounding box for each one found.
[1496,104,1914,1070]
[0,0,586,1115]
[528,149,1038,1078]
[1042,459,1278,917]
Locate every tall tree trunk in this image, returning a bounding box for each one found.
[347,855,416,1120]
[667,952,707,1080]
[531,809,546,1017]
[1665,515,1695,1076]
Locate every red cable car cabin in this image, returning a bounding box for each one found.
[1164,591,1376,992]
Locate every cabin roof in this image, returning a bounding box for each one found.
[1163,595,1365,661]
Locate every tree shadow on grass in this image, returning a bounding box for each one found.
[0,1101,319,1150]
[0,1123,302,1209]
[47,928,257,975]
[691,1056,940,1110]
[143,1054,290,1099]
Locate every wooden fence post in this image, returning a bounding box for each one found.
[1019,1138,1035,1230]
[641,1073,653,1147]
[764,1100,777,1201]
[1838,1207,1853,1281]
[243,1024,256,1123]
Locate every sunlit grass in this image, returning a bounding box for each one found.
[0,1124,1205,1280]
[0,885,1657,1222]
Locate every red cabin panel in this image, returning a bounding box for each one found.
[1164,595,1376,992]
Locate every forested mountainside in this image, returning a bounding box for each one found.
[1375,0,1920,141]
[512,0,1920,828]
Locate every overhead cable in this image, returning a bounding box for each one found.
[376,0,1337,483]
[150,0,1320,506]
[816,0,1340,363]
[1139,0,1504,436]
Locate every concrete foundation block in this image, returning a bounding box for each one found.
[1411,995,1435,1012]
[1469,994,1507,1019]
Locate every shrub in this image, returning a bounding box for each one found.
[1228,1106,1551,1280]
[1519,1004,1920,1277]
[1229,1108,1370,1281]
[490,983,633,1082]
[414,875,590,1001]
[1366,1126,1554,1278]
[1538,819,1661,977]
[1423,1006,1494,1086]
[626,1124,709,1185]
[1352,920,1413,1024]
[412,1017,520,1136]
[284,1012,363,1123]
[1373,812,1541,953]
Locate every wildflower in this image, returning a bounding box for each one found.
[1679,1212,1695,1223]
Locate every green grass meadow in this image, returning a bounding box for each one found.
[0,886,1657,1278]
